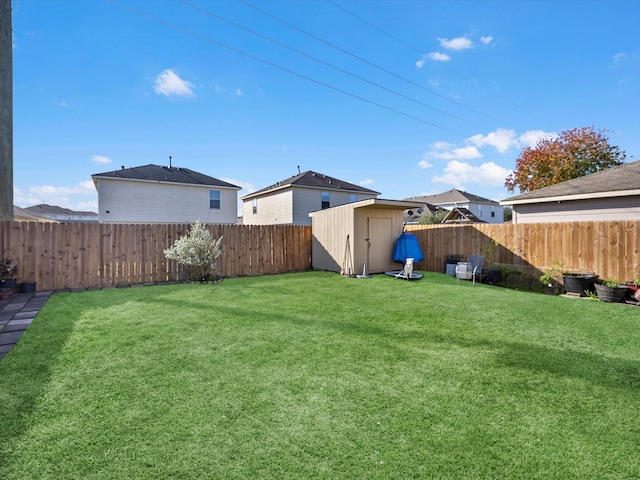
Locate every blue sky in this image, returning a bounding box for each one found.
[11,0,640,215]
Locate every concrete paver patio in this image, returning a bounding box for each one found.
[0,291,53,360]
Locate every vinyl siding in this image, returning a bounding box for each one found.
[293,188,376,226]
[243,187,376,225]
[512,196,640,224]
[96,178,238,223]
[242,190,293,225]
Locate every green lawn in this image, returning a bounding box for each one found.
[2,271,640,479]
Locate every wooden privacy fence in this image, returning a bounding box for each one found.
[406,221,640,282]
[0,222,312,291]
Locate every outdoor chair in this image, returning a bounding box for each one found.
[455,255,484,287]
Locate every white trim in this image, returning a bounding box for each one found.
[500,189,640,206]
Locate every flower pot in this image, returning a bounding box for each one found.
[18,282,36,293]
[594,283,628,303]
[0,278,17,292]
[563,274,597,297]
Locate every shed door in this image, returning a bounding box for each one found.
[367,217,394,272]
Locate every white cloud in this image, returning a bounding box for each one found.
[154,69,195,98]
[418,160,433,169]
[235,88,243,96]
[467,128,517,153]
[215,85,226,93]
[359,179,374,186]
[424,145,482,161]
[480,36,494,45]
[433,160,512,186]
[91,155,112,165]
[54,99,70,108]
[438,36,473,50]
[518,129,556,147]
[14,182,97,210]
[416,52,450,68]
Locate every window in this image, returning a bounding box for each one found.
[252,198,257,215]
[349,194,357,203]
[477,204,483,217]
[491,206,495,218]
[209,190,221,209]
[321,192,330,209]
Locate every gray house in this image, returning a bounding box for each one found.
[500,160,640,224]
[242,170,380,226]
[92,164,241,224]
[406,189,503,224]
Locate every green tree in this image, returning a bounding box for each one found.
[164,221,223,281]
[418,209,448,225]
[505,127,626,193]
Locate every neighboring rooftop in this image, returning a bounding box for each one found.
[242,170,380,199]
[442,207,486,224]
[92,164,241,189]
[24,204,97,217]
[501,160,640,205]
[406,188,499,206]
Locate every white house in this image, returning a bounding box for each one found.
[92,164,241,224]
[406,189,503,224]
[500,160,640,224]
[23,204,98,222]
[241,170,380,226]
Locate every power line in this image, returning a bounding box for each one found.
[180,0,487,130]
[326,0,538,121]
[106,0,467,136]
[237,0,494,121]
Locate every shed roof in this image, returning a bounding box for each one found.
[92,164,241,189]
[501,160,640,205]
[308,198,424,217]
[242,170,380,200]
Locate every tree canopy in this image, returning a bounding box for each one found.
[505,127,626,194]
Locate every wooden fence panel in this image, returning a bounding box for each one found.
[1,220,637,291]
[407,220,640,282]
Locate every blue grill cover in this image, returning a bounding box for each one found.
[392,232,424,264]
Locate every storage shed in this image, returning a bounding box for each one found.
[309,199,425,274]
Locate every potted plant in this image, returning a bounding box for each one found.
[562,272,598,297]
[0,258,18,293]
[539,261,564,294]
[594,278,629,303]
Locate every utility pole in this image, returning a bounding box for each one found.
[0,0,13,220]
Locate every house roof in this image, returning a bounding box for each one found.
[13,206,57,222]
[92,164,241,190]
[406,188,499,206]
[500,160,640,206]
[442,207,486,224]
[242,170,380,200]
[24,204,97,217]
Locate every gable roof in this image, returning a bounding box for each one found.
[406,188,498,206]
[14,206,57,222]
[442,207,486,224]
[24,204,96,217]
[92,164,241,189]
[242,170,380,200]
[501,161,640,205]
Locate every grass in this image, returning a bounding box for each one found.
[1,271,640,479]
